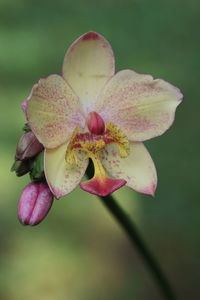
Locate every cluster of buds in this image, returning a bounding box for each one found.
[11,124,54,226]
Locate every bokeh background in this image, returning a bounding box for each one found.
[0,0,199,299]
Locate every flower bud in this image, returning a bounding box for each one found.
[18,182,54,226]
[87,111,105,135]
[11,159,30,177]
[16,131,43,160]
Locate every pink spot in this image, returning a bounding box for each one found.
[111,150,117,157]
[82,32,99,41]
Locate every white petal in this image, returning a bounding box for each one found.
[101,142,157,196]
[45,143,88,198]
[96,70,183,141]
[62,32,115,114]
[26,75,85,149]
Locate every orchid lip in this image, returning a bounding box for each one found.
[80,176,126,197]
[65,121,130,196]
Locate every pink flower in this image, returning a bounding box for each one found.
[18,182,54,225]
[25,32,183,197]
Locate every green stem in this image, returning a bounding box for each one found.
[86,169,176,300]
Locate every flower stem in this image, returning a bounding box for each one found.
[86,169,176,300]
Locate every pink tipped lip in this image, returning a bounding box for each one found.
[80,176,126,197]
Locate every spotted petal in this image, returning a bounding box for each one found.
[26,74,84,149]
[101,142,157,196]
[62,31,115,114]
[96,70,183,142]
[45,143,88,198]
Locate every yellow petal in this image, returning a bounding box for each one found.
[96,70,183,141]
[27,74,85,149]
[45,142,88,198]
[101,142,157,196]
[62,32,115,114]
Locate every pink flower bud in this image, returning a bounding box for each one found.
[18,182,54,226]
[87,111,105,135]
[16,131,43,160]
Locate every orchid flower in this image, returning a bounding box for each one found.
[25,32,182,198]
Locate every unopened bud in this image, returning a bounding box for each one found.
[18,182,54,226]
[16,131,43,160]
[87,111,105,135]
[11,159,30,177]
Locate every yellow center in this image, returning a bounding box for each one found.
[65,122,130,179]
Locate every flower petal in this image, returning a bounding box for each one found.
[45,142,88,198]
[26,74,85,149]
[101,142,157,196]
[62,31,115,114]
[96,70,183,141]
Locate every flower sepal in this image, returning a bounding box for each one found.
[11,159,31,177]
[22,123,31,133]
[29,151,45,182]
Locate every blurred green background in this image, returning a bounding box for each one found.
[0,0,199,299]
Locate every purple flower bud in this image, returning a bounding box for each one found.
[18,182,54,226]
[11,159,30,177]
[16,131,43,160]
